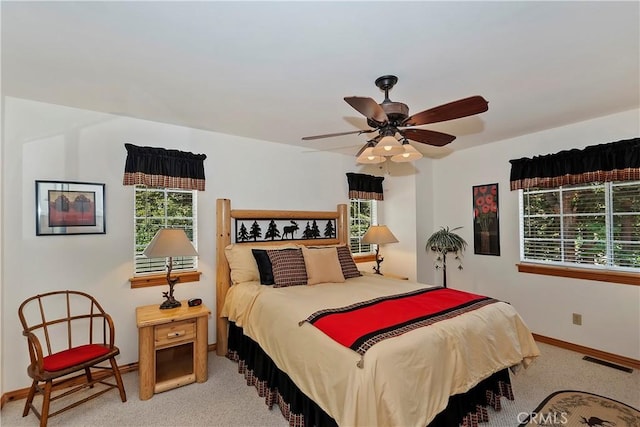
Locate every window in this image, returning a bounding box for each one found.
[134,186,198,275]
[349,199,377,255]
[519,181,640,271]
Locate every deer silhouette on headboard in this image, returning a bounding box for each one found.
[282,221,299,239]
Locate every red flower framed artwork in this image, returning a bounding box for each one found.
[472,183,500,255]
[36,180,105,235]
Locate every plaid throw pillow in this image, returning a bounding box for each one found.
[267,248,308,287]
[336,246,361,279]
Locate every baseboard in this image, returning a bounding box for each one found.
[532,333,640,370]
[0,343,218,409]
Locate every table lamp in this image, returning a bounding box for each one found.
[143,228,198,309]
[361,225,398,275]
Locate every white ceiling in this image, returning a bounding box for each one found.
[2,1,638,158]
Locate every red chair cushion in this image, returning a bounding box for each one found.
[43,344,111,372]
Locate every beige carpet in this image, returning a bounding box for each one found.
[1,343,638,426]
[518,390,640,427]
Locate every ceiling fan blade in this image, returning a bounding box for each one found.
[302,130,369,141]
[400,129,456,147]
[403,96,488,127]
[344,96,388,124]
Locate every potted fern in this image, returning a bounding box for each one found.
[425,226,467,288]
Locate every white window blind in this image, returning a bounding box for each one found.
[519,181,640,271]
[349,199,377,255]
[134,186,198,275]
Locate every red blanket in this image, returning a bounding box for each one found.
[301,287,498,359]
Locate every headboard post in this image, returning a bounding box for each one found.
[215,198,231,356]
[337,203,348,245]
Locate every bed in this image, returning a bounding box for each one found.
[215,199,540,427]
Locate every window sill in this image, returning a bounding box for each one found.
[354,254,376,263]
[130,271,202,289]
[516,263,639,286]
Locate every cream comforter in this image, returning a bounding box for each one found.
[221,275,540,427]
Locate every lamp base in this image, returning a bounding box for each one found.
[159,298,182,310]
[373,247,384,275]
[160,274,181,309]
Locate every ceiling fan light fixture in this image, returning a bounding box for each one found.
[391,143,423,162]
[302,76,488,161]
[356,147,386,164]
[372,134,404,156]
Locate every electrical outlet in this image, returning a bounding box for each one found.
[572,313,582,325]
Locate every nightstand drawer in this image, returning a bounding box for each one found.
[155,319,196,347]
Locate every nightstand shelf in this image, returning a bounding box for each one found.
[155,344,195,392]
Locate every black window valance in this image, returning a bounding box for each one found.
[509,137,640,190]
[346,172,384,201]
[122,143,207,191]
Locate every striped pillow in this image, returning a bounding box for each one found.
[336,245,361,279]
[267,248,308,288]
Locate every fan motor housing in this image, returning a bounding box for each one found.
[367,101,409,127]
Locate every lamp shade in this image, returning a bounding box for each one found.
[143,229,198,258]
[361,225,399,245]
[391,143,423,162]
[372,135,404,156]
[356,147,386,164]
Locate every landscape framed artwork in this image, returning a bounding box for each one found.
[472,183,500,256]
[36,180,105,235]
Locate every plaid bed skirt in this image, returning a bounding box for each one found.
[227,321,514,427]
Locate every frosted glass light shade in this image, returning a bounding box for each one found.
[372,135,404,156]
[356,147,386,164]
[391,143,423,162]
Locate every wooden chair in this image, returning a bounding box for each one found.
[18,290,127,427]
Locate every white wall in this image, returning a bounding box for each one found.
[0,97,369,392]
[0,93,4,401]
[414,158,436,285]
[417,109,640,359]
[348,161,425,282]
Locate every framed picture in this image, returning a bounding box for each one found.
[36,180,105,236]
[472,183,500,256]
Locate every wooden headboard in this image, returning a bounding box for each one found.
[215,198,349,356]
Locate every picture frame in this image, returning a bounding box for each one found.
[35,180,105,236]
[472,183,500,256]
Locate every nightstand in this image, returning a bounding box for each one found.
[136,301,210,400]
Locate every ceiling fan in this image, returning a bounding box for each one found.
[302,75,488,163]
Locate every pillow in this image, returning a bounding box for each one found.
[302,246,345,285]
[224,243,297,284]
[336,245,362,279]
[267,248,308,288]
[252,249,274,285]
